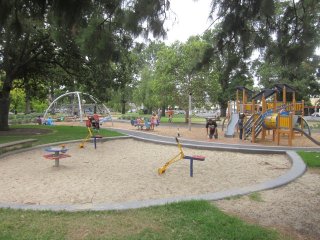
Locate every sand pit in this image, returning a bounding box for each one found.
[0,138,291,206]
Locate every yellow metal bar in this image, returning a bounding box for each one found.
[80,127,93,148]
[158,138,185,175]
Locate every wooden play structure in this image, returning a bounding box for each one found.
[158,138,205,177]
[228,84,310,146]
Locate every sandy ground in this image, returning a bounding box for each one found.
[2,120,320,239]
[0,139,289,205]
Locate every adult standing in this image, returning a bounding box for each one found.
[157,108,162,120]
[168,107,174,123]
[238,113,245,140]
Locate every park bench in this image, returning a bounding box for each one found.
[0,139,38,155]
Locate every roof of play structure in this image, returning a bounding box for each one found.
[250,84,296,101]
[251,89,277,101]
[236,86,254,99]
[236,86,254,93]
[274,83,296,93]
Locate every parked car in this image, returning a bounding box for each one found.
[174,110,186,114]
[311,112,320,117]
[127,109,137,113]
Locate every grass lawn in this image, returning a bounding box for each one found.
[297,151,320,168]
[0,125,124,145]
[120,113,211,124]
[0,201,280,240]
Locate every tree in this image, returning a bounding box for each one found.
[132,67,158,113]
[257,0,320,98]
[0,0,170,130]
[170,38,213,121]
[132,42,168,114]
[153,45,177,113]
[9,88,25,113]
[201,29,253,117]
[148,38,218,122]
[198,0,262,116]
[202,0,320,114]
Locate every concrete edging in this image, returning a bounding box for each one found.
[0,139,38,156]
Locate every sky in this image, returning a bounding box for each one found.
[163,0,214,44]
[161,1,320,55]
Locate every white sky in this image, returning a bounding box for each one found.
[163,0,213,44]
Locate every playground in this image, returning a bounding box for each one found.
[1,83,320,238]
[0,138,290,206]
[39,83,320,148]
[1,124,320,238]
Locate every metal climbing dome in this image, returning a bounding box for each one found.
[43,91,112,123]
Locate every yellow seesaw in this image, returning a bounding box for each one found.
[80,118,103,149]
[80,125,93,148]
[158,137,205,177]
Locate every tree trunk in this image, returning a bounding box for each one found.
[121,101,126,114]
[161,106,166,117]
[24,78,31,114]
[219,100,228,118]
[50,82,55,115]
[25,95,31,114]
[185,109,189,123]
[0,75,13,131]
[0,94,10,131]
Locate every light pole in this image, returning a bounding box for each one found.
[188,93,192,131]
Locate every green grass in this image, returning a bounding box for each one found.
[297,151,320,168]
[121,113,212,124]
[0,125,123,145]
[249,192,264,202]
[0,201,280,240]
[224,195,243,201]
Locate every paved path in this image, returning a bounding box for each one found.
[108,126,320,153]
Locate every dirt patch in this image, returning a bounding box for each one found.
[215,171,320,240]
[0,128,52,136]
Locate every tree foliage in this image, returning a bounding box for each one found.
[201,0,320,113]
[0,0,170,130]
[257,0,320,99]
[133,38,221,121]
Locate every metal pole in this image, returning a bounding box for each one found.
[190,158,193,177]
[188,93,192,131]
